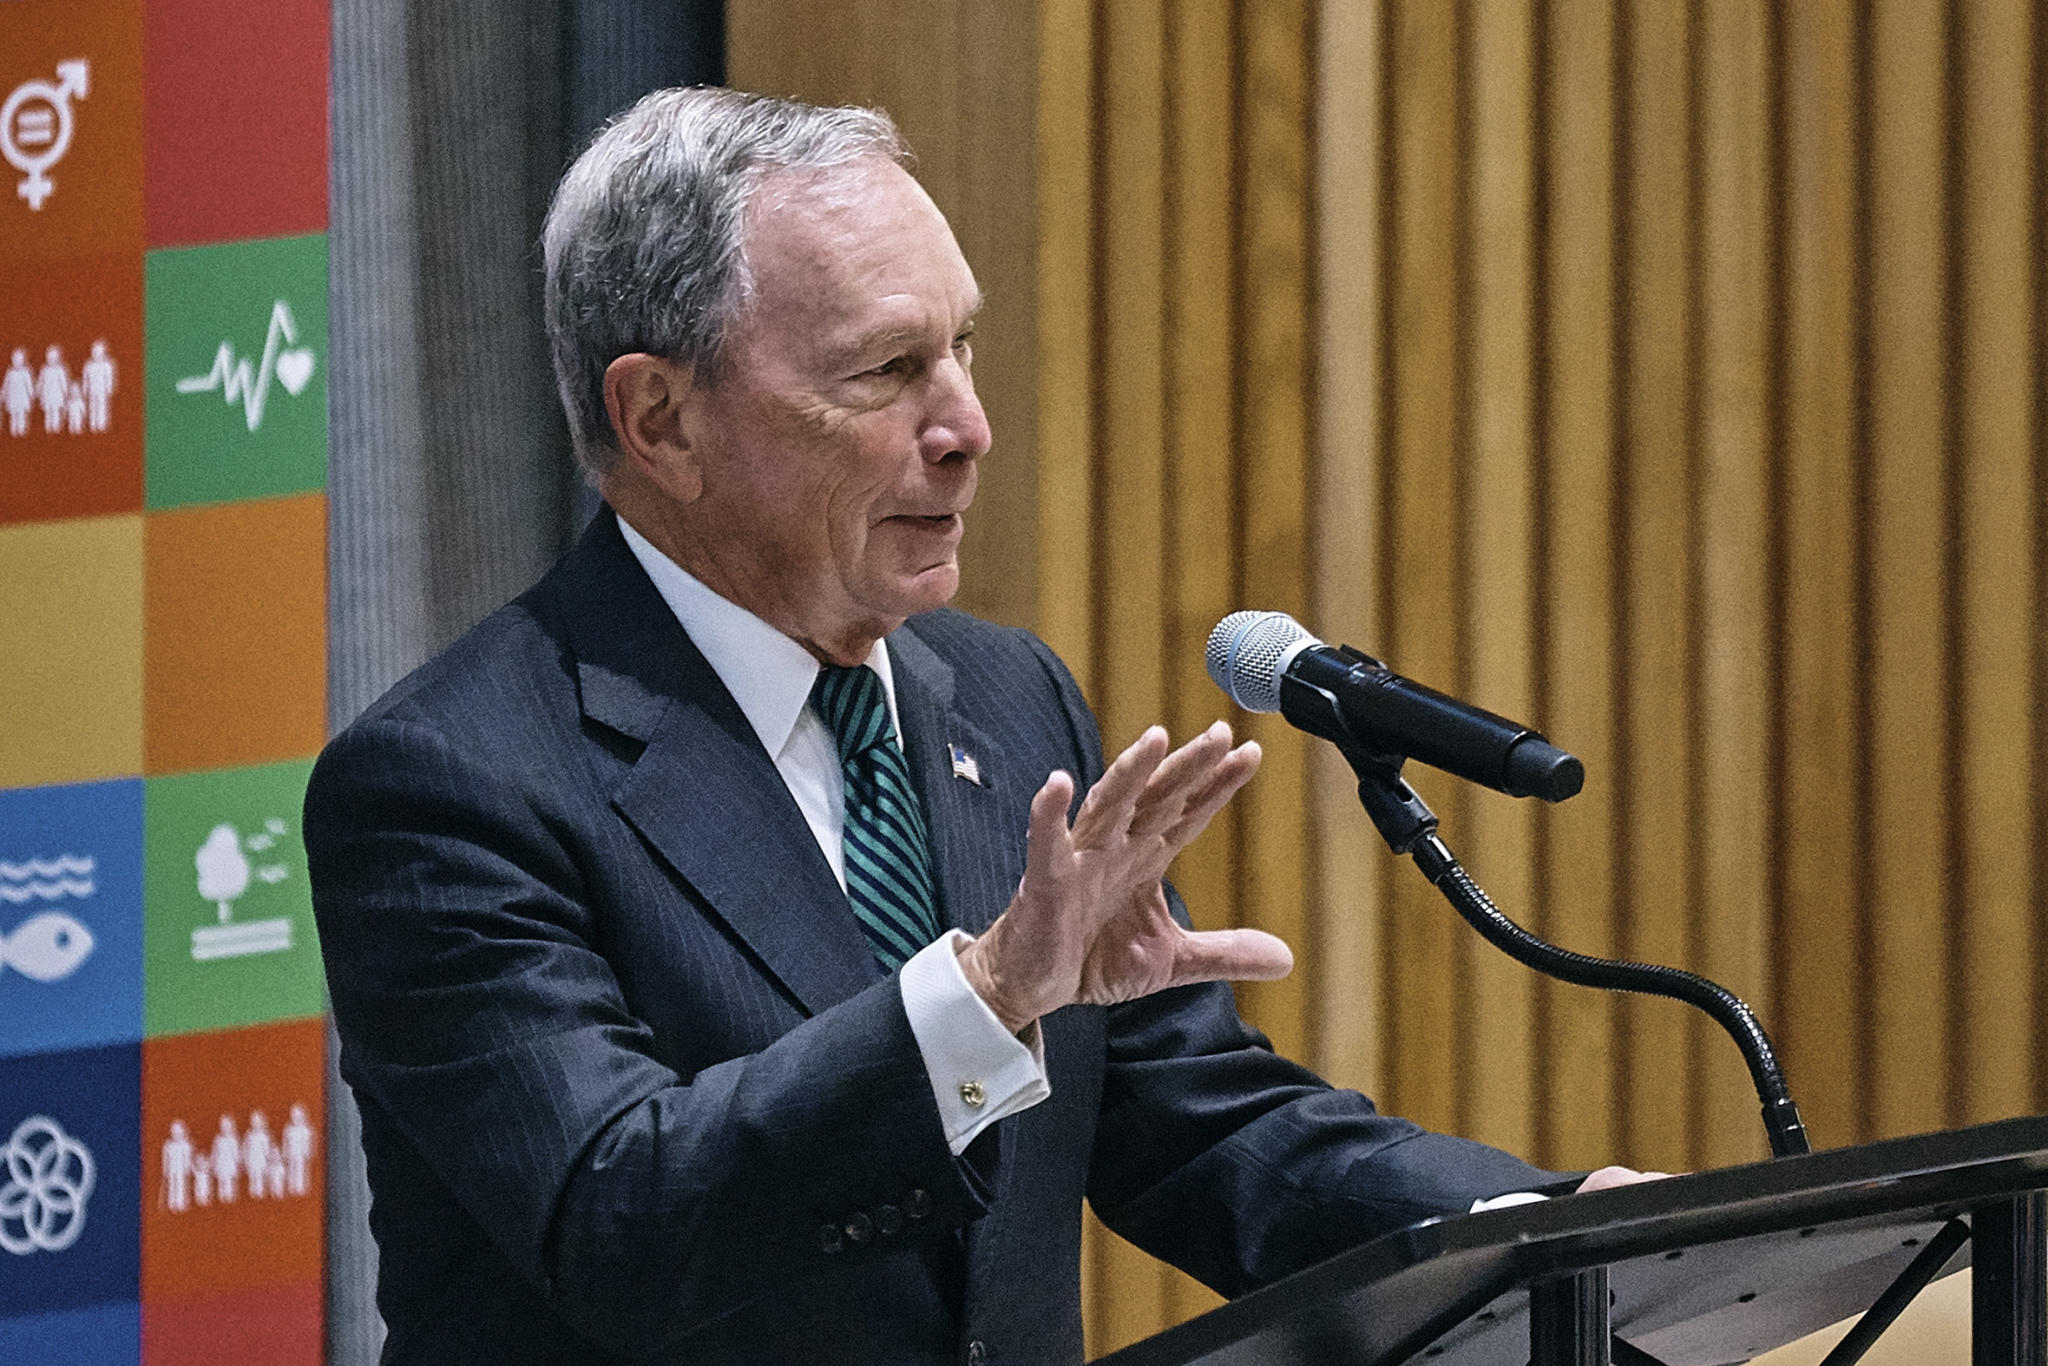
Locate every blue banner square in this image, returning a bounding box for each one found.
[0,780,145,1057]
[0,1044,141,1318]
[0,1299,139,1364]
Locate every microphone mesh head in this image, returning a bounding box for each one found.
[1206,611,1318,712]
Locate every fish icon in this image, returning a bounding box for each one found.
[0,911,95,983]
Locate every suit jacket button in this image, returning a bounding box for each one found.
[966,1339,988,1364]
[844,1211,875,1244]
[905,1188,934,1220]
[817,1223,845,1254]
[876,1203,904,1236]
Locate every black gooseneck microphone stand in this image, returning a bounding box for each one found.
[1339,745,1811,1162]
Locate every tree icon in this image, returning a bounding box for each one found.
[195,824,250,923]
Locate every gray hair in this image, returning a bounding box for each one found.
[542,87,911,475]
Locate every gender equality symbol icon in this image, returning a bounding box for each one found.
[0,1115,96,1255]
[1,60,89,211]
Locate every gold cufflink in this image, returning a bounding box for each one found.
[959,1080,986,1108]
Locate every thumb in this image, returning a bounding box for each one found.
[1168,928,1295,987]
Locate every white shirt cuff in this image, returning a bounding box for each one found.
[899,929,1050,1154]
[1469,1190,1550,1213]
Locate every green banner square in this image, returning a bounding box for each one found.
[144,758,325,1037]
[145,234,328,510]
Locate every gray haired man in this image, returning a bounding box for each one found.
[309,87,1637,1364]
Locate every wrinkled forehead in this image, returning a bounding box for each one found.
[738,159,971,317]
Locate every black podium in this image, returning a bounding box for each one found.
[1099,1115,2048,1366]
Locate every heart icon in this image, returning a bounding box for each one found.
[274,348,316,396]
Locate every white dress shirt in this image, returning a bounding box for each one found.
[617,514,1048,1153]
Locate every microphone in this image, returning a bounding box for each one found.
[1205,611,1584,802]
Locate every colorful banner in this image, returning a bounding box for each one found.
[0,1,331,1359]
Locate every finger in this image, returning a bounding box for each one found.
[1072,726,1169,844]
[1128,722,1234,836]
[1159,741,1262,847]
[1165,927,1295,986]
[1020,770,1077,893]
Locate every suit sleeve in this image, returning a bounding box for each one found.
[1017,635,1563,1298]
[305,714,989,1356]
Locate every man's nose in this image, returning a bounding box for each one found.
[922,357,992,462]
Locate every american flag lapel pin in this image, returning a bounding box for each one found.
[948,742,984,787]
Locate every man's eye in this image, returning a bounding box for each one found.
[866,356,909,378]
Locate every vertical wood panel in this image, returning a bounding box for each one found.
[1234,0,1317,1064]
[1035,0,1098,683]
[1087,4,1174,1349]
[1536,0,1625,1173]
[1381,0,1466,1133]
[1617,0,1699,1172]
[1954,0,2040,1128]
[1776,0,1867,1151]
[1310,0,1387,1097]
[1693,0,1774,1171]
[1159,0,1243,1332]
[1459,0,1540,1157]
[1864,0,1954,1141]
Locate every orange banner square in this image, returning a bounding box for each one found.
[0,253,144,525]
[0,0,145,263]
[142,1018,325,1300]
[143,493,326,776]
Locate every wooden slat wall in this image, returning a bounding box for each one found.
[733,0,2044,1355]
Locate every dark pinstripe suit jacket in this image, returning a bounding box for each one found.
[306,512,1555,1364]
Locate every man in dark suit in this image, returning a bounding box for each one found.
[308,87,1628,1364]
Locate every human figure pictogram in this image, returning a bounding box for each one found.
[63,380,83,435]
[2,349,29,435]
[82,340,113,432]
[283,1103,315,1196]
[35,345,66,434]
[161,1120,193,1212]
[243,1110,275,1199]
[209,1114,240,1203]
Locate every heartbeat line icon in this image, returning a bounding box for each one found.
[174,300,318,433]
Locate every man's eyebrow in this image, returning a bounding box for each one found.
[840,297,986,359]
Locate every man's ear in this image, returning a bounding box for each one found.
[602,353,705,503]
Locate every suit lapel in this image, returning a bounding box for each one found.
[887,625,1012,937]
[563,514,879,1016]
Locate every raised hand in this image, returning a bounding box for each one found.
[958,722,1294,1033]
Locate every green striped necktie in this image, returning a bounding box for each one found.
[810,664,943,971]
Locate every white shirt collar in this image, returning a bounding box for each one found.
[615,512,900,756]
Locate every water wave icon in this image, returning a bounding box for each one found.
[0,855,94,903]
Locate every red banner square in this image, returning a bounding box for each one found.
[143,1281,321,1365]
[144,0,329,248]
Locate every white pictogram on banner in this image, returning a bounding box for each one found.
[191,820,292,961]
[174,300,317,433]
[2,343,115,437]
[0,853,95,903]
[161,1105,315,1213]
[0,911,95,983]
[1,60,89,211]
[0,1115,96,1255]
